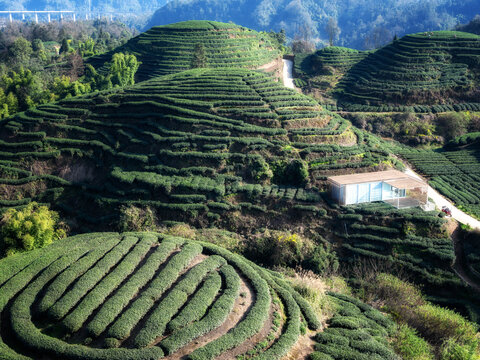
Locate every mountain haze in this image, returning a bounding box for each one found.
[147,0,480,49]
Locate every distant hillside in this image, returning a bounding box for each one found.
[88,20,282,81]
[456,14,480,35]
[147,0,480,50]
[338,31,480,109]
[294,31,480,111]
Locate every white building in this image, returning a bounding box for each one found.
[328,170,428,208]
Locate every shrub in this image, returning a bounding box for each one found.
[437,113,469,141]
[247,229,315,268]
[392,324,434,360]
[118,205,158,232]
[440,338,479,360]
[0,202,66,257]
[272,159,309,187]
[412,304,479,345]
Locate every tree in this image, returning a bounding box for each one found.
[364,26,392,49]
[272,159,309,186]
[0,202,66,257]
[109,52,140,87]
[60,38,70,54]
[9,37,33,66]
[268,29,286,46]
[1,67,47,111]
[78,37,97,57]
[285,159,309,186]
[437,112,468,141]
[326,17,341,46]
[292,23,315,53]
[191,43,207,68]
[31,38,44,52]
[66,51,85,80]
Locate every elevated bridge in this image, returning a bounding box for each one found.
[0,10,130,24]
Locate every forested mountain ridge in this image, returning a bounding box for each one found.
[147,0,480,49]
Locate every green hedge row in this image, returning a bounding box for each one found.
[106,242,203,340]
[48,236,140,321]
[160,264,241,355]
[133,255,226,347]
[86,238,182,337]
[61,235,158,333]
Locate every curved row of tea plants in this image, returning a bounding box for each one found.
[398,144,480,219]
[337,31,480,107]
[0,231,319,359]
[311,292,397,360]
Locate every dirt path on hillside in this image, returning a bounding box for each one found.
[164,274,254,360]
[282,59,295,89]
[404,168,480,230]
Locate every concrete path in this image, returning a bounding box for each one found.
[405,168,480,230]
[282,59,295,89]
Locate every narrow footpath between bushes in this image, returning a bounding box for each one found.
[405,168,480,230]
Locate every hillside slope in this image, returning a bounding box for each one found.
[0,68,395,229]
[294,31,480,111]
[338,31,480,108]
[88,20,281,82]
[0,231,321,359]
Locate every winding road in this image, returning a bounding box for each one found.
[282,59,295,89]
[405,168,480,230]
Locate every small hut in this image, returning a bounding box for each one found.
[327,170,428,209]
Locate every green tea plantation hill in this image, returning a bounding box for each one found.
[87,20,282,82]
[0,68,397,230]
[0,231,325,359]
[294,31,480,112]
[293,46,370,92]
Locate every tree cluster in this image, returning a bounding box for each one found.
[0,20,138,119]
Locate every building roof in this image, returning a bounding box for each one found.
[384,178,426,190]
[327,170,426,188]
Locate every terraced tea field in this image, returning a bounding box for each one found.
[88,20,281,81]
[0,231,321,359]
[295,31,480,112]
[0,68,395,226]
[293,47,370,90]
[311,293,397,360]
[333,202,480,321]
[339,31,480,109]
[398,144,480,219]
